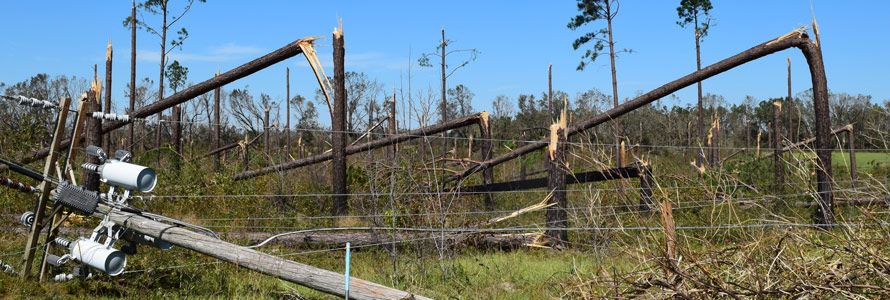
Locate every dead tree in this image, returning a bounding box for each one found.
[773,100,784,193]
[545,120,568,247]
[448,28,834,226]
[83,86,102,191]
[104,41,113,150]
[285,67,291,156]
[332,25,348,216]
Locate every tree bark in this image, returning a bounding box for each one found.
[773,101,784,193]
[605,0,623,168]
[83,90,102,191]
[104,41,113,151]
[545,126,568,247]
[332,26,348,216]
[479,112,494,209]
[156,4,168,166]
[285,67,290,157]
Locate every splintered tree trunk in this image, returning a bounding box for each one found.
[104,41,113,151]
[545,125,568,247]
[388,89,397,160]
[773,101,784,193]
[83,90,103,191]
[28,37,313,164]
[479,112,494,209]
[331,26,348,216]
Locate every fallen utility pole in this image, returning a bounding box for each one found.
[448,27,834,226]
[94,204,428,300]
[233,112,488,181]
[27,37,318,163]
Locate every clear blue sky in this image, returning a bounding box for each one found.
[1,1,888,124]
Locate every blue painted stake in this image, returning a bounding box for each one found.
[345,242,351,300]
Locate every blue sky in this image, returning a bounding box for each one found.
[1,1,888,124]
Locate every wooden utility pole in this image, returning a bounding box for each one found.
[128,0,137,149]
[213,71,221,171]
[285,67,291,156]
[21,96,71,278]
[104,40,113,150]
[773,100,784,193]
[94,204,429,300]
[545,119,568,247]
[332,24,348,216]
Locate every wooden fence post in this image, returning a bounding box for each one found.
[545,118,567,248]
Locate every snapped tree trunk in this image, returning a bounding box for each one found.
[331,26,348,216]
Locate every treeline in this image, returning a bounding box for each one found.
[2,72,889,165]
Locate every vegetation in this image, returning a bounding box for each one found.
[1,2,889,299]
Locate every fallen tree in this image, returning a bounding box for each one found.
[233,112,489,180]
[448,27,835,225]
[27,37,317,164]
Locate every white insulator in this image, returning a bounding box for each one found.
[91,112,130,122]
[15,96,56,109]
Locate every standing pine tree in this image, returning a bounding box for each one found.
[676,0,713,167]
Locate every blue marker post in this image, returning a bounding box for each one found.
[344,242,351,300]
